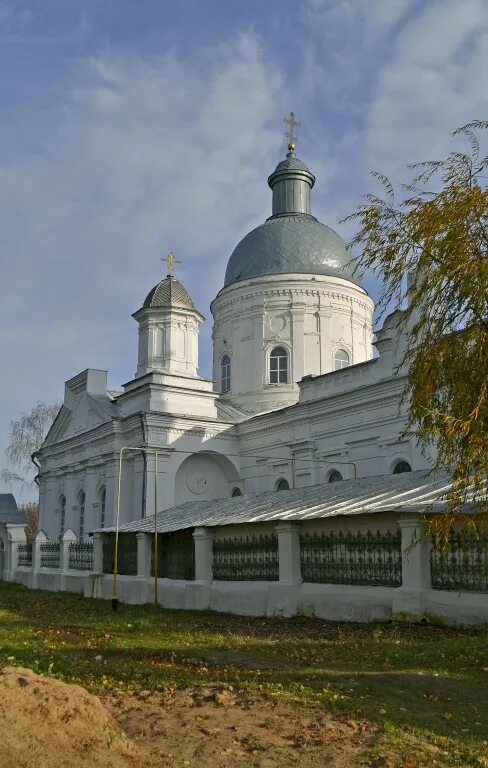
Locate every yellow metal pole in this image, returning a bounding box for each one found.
[154,451,158,604]
[112,447,124,611]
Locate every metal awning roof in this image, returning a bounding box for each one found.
[0,493,24,524]
[97,470,455,535]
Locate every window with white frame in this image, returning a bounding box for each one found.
[269,346,289,384]
[334,349,350,370]
[59,495,66,537]
[100,487,106,528]
[79,491,85,541]
[221,355,231,393]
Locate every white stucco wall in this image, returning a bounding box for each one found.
[211,272,374,415]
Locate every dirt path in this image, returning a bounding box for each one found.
[103,685,381,768]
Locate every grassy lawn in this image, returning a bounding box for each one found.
[0,583,487,766]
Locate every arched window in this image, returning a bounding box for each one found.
[79,492,85,541]
[221,355,231,393]
[100,487,106,529]
[269,346,289,384]
[231,487,242,497]
[59,495,66,537]
[276,478,290,491]
[393,460,412,474]
[334,349,350,370]
[328,470,343,483]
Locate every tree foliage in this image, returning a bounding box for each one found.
[2,402,60,492]
[19,502,39,542]
[345,121,488,540]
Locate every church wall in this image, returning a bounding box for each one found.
[211,273,374,415]
[234,372,429,496]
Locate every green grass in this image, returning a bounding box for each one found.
[0,583,487,766]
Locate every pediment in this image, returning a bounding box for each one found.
[44,394,112,445]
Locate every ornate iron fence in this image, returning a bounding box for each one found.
[68,541,94,571]
[431,531,488,592]
[151,530,195,580]
[213,534,279,581]
[102,534,137,576]
[17,543,33,567]
[300,530,402,586]
[40,541,61,569]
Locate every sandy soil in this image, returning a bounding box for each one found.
[103,684,381,768]
[0,666,404,768]
[0,667,158,768]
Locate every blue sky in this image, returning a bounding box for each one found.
[1,0,487,498]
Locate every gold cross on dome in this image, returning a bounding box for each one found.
[283,111,301,149]
[161,250,181,277]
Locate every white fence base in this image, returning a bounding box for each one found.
[10,569,486,626]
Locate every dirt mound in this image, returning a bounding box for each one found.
[0,667,158,768]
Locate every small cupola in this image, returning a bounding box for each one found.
[133,252,204,378]
[267,149,315,217]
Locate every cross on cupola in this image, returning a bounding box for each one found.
[283,111,301,152]
[161,250,181,277]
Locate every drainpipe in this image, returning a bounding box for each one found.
[31,452,40,487]
[138,412,147,517]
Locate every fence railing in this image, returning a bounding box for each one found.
[213,534,279,581]
[300,530,402,586]
[431,531,488,592]
[151,530,195,580]
[68,542,94,571]
[17,543,33,567]
[40,541,61,569]
[103,534,137,576]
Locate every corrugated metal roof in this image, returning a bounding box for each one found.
[0,494,25,524]
[98,470,453,535]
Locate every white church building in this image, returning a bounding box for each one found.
[7,131,487,624]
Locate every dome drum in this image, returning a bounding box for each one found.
[213,144,374,415]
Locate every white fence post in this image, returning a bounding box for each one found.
[92,532,104,574]
[61,529,77,571]
[393,514,431,616]
[193,527,214,583]
[276,522,302,585]
[5,523,26,581]
[32,530,47,588]
[136,532,152,578]
[59,529,77,591]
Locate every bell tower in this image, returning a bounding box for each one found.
[132,253,204,378]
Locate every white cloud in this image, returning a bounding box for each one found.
[365,0,488,171]
[0,32,283,496]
